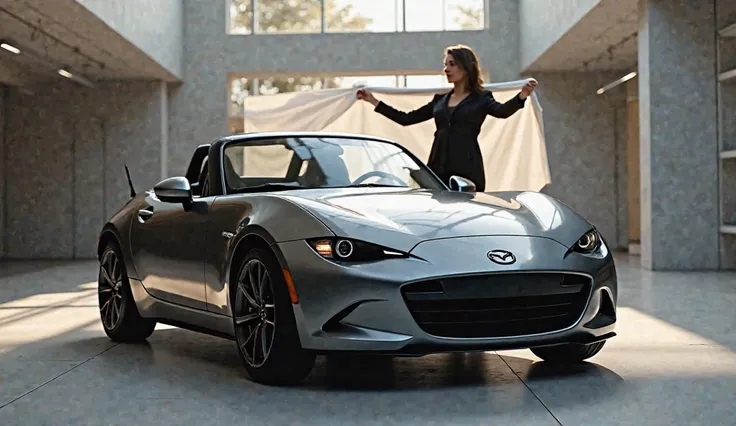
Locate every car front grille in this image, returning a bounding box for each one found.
[400,273,592,339]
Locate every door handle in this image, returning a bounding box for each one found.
[138,208,154,221]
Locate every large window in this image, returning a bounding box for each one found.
[227,0,485,34]
[229,75,342,116]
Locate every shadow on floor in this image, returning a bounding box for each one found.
[106,326,625,398]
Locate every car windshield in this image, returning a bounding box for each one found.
[222,135,444,193]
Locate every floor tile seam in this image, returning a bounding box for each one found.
[495,352,564,426]
[0,343,118,410]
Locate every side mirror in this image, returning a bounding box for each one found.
[154,177,192,204]
[449,175,476,193]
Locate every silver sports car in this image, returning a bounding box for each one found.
[96,132,617,385]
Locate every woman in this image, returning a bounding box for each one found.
[357,44,537,192]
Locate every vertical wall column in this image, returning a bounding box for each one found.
[160,80,169,180]
[637,0,720,269]
[0,86,5,259]
[626,77,640,255]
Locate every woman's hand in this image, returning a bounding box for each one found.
[357,89,379,106]
[519,79,538,100]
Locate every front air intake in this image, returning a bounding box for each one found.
[401,273,592,338]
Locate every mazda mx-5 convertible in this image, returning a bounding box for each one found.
[96,131,617,385]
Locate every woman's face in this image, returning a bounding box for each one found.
[443,53,466,83]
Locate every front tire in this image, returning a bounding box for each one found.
[530,341,606,363]
[98,243,156,343]
[232,247,315,385]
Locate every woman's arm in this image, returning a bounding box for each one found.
[484,91,526,119]
[484,79,537,119]
[358,89,439,126]
[374,96,439,126]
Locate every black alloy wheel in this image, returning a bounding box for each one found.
[99,248,125,331]
[233,257,276,368]
[232,248,315,385]
[98,244,156,343]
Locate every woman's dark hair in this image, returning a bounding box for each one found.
[445,44,484,94]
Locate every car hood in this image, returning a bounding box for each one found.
[277,188,594,253]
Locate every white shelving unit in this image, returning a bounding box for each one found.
[720,21,736,38]
[720,67,736,82]
[721,149,736,159]
[721,225,736,235]
[718,11,736,269]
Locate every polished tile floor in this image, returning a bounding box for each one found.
[0,255,734,425]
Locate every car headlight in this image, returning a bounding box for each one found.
[572,229,606,257]
[307,237,408,262]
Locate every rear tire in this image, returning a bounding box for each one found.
[231,247,315,386]
[98,243,156,343]
[530,341,606,363]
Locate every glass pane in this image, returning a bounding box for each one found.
[256,76,325,95]
[445,0,484,30]
[256,0,322,33]
[338,138,422,185]
[229,117,245,133]
[222,136,443,192]
[405,74,451,88]
[324,0,399,32]
[229,0,253,34]
[403,0,483,31]
[332,75,399,88]
[404,0,443,31]
[230,77,252,115]
[226,141,295,179]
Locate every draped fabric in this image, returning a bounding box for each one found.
[242,79,550,192]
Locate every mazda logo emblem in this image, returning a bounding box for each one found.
[487,249,516,265]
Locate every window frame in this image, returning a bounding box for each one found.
[225,0,487,35]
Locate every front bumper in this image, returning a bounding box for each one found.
[276,235,617,355]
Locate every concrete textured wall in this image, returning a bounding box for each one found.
[638,0,719,269]
[0,0,630,260]
[717,0,736,29]
[3,81,166,259]
[519,0,601,71]
[168,0,521,176]
[0,86,5,259]
[615,94,629,249]
[76,0,184,79]
[532,72,628,249]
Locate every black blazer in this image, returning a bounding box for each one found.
[374,89,526,191]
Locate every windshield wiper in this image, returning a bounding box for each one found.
[234,183,406,193]
[335,183,405,188]
[234,183,303,193]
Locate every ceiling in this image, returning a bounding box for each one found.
[524,0,639,72]
[0,0,178,91]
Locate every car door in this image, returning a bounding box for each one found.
[128,163,214,311]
